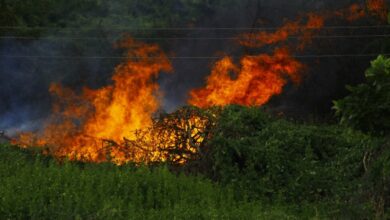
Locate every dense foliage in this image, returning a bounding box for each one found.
[334,55,390,135]
[332,55,390,217]
[200,106,380,216]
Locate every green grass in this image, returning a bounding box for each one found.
[0,144,322,220]
[1,105,388,219]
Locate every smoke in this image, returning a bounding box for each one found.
[0,36,119,133]
[0,0,389,133]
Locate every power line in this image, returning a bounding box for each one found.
[0,25,389,31]
[0,34,389,41]
[0,54,388,60]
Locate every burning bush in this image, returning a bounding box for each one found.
[100,106,220,165]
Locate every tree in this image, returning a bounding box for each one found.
[333,55,390,135]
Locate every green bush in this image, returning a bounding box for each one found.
[332,55,390,217]
[333,55,390,135]
[207,106,377,210]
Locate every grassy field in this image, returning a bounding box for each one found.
[0,144,328,219]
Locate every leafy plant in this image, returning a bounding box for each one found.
[333,55,390,135]
[206,105,377,217]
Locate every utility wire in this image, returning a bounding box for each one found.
[0,25,389,31]
[1,54,389,60]
[0,34,390,41]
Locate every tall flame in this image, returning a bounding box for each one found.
[189,13,319,108]
[189,48,302,108]
[15,38,218,165]
[21,38,172,163]
[189,1,388,108]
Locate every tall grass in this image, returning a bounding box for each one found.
[0,144,313,219]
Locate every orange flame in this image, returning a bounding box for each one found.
[15,38,218,165]
[189,2,387,108]
[189,48,302,108]
[240,13,324,49]
[19,38,172,164]
[189,13,318,108]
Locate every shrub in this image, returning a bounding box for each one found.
[207,105,376,208]
[333,55,390,135]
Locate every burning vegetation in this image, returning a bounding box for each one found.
[15,39,219,165]
[16,39,172,164]
[12,0,389,165]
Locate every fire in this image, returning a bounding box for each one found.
[336,0,388,22]
[19,38,173,164]
[15,38,217,165]
[13,1,388,165]
[189,1,387,108]
[341,4,367,22]
[189,13,319,108]
[189,48,302,108]
[239,13,324,49]
[367,0,388,20]
[142,107,218,164]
